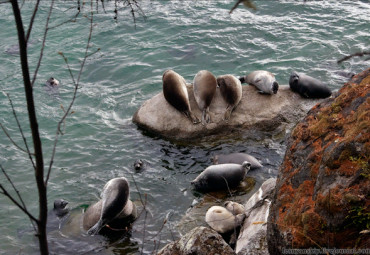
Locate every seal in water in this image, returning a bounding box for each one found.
[193,70,217,125]
[205,205,245,234]
[46,77,60,87]
[162,69,200,124]
[83,177,137,235]
[212,152,263,170]
[191,161,251,192]
[289,71,332,98]
[239,70,278,95]
[216,75,242,121]
[133,159,147,172]
[53,199,70,218]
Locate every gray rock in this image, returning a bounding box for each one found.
[133,84,321,140]
[157,226,235,255]
[235,178,276,255]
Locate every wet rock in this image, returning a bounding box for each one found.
[267,68,370,254]
[157,226,235,255]
[235,178,276,255]
[177,177,255,235]
[133,85,321,140]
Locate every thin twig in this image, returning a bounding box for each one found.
[25,0,40,43]
[45,0,95,185]
[0,123,33,155]
[31,0,54,88]
[0,164,37,231]
[6,93,36,170]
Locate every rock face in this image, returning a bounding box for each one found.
[157,226,235,255]
[236,178,276,255]
[268,68,370,254]
[133,84,321,140]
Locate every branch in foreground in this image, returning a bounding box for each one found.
[337,51,370,64]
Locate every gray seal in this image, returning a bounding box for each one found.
[53,199,70,218]
[239,70,278,95]
[45,77,60,87]
[289,71,332,98]
[193,70,217,125]
[212,153,263,170]
[162,69,200,124]
[191,161,251,192]
[83,177,137,235]
[217,75,242,121]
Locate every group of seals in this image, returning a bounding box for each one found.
[162,69,332,124]
[163,70,243,124]
[205,201,245,234]
[82,177,137,235]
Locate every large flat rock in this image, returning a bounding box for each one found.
[133,85,321,140]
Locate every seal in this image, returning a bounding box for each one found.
[191,161,251,192]
[289,71,332,98]
[53,199,70,218]
[239,70,278,95]
[205,205,245,234]
[162,69,200,124]
[133,159,147,172]
[83,177,137,235]
[224,201,245,215]
[193,70,217,125]
[217,75,242,121]
[212,153,263,170]
[46,77,60,87]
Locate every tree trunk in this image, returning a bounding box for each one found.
[10,1,48,254]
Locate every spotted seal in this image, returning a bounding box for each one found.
[217,74,242,121]
[289,71,332,98]
[239,70,278,95]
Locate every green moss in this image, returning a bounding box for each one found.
[350,156,370,179]
[344,206,370,231]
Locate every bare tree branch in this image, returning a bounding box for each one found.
[45,0,95,185]
[0,123,33,155]
[31,0,55,88]
[337,51,370,64]
[5,92,36,169]
[0,164,37,230]
[25,0,40,43]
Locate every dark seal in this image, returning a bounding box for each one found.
[289,71,332,98]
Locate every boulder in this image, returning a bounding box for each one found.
[235,178,276,255]
[157,226,235,255]
[267,68,370,254]
[133,84,321,140]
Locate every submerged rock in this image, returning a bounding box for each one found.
[133,84,321,140]
[157,226,235,255]
[268,68,370,253]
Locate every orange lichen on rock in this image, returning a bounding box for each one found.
[268,68,370,254]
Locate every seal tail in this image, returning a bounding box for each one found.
[201,108,211,125]
[87,220,105,236]
[223,105,234,121]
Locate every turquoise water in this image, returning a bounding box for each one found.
[0,1,369,254]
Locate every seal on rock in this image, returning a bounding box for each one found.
[212,152,263,170]
[191,161,251,192]
[239,70,278,95]
[289,71,332,98]
[83,177,137,235]
[162,69,200,124]
[224,201,245,215]
[193,70,217,125]
[205,205,245,234]
[217,75,242,121]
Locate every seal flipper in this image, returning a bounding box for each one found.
[201,108,211,125]
[223,105,234,121]
[87,219,105,236]
[184,111,200,124]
